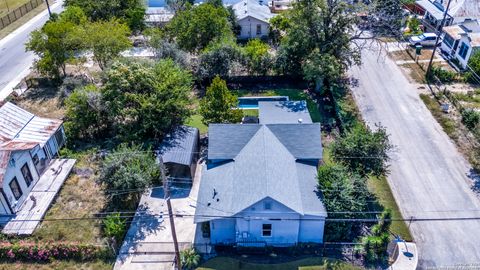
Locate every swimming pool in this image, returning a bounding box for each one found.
[238,96,289,109]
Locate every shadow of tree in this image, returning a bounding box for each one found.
[116,203,164,263]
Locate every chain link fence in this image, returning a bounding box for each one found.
[0,0,44,30]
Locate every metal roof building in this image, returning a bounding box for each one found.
[158,126,200,181]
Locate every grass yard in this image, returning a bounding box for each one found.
[186,114,208,135]
[235,88,323,123]
[367,176,413,241]
[323,147,413,242]
[197,257,363,270]
[419,94,457,139]
[0,260,114,270]
[32,149,107,244]
[454,89,480,109]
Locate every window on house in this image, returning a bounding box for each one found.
[32,154,39,167]
[21,163,33,187]
[55,129,65,148]
[256,24,261,35]
[443,34,454,48]
[262,224,272,237]
[458,42,469,59]
[264,201,271,210]
[9,177,22,200]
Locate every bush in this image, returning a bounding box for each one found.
[331,123,393,176]
[100,144,160,207]
[180,248,201,269]
[103,213,127,243]
[0,242,111,262]
[461,109,480,131]
[427,66,458,83]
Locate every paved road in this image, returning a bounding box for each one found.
[0,0,64,100]
[349,47,480,268]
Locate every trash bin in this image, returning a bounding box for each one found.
[415,45,422,55]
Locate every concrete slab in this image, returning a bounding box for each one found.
[114,162,204,270]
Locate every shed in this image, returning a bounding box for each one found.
[158,126,199,182]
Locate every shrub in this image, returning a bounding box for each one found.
[180,248,201,269]
[461,109,480,131]
[331,123,393,176]
[103,213,127,243]
[427,66,458,83]
[0,242,111,262]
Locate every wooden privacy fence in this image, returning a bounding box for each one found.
[0,0,44,30]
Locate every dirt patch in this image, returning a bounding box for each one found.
[11,86,65,119]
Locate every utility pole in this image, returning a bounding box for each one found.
[45,0,52,18]
[426,0,453,76]
[159,156,182,270]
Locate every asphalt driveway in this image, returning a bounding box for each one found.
[349,46,480,268]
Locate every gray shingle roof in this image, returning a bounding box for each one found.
[259,101,313,124]
[233,0,276,23]
[158,126,199,166]
[195,123,326,223]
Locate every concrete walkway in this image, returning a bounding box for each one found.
[114,162,204,270]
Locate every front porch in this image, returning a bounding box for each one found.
[1,159,76,235]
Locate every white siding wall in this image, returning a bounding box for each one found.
[210,219,236,244]
[238,16,270,39]
[451,36,480,69]
[2,150,40,213]
[0,193,10,214]
[298,215,325,243]
[208,198,325,246]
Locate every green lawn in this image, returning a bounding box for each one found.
[235,89,322,123]
[323,147,413,242]
[197,257,363,270]
[186,114,208,135]
[367,175,413,241]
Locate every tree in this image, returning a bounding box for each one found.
[101,144,160,203]
[276,0,361,90]
[146,28,189,67]
[197,39,244,79]
[243,39,273,75]
[317,163,368,241]
[64,84,107,141]
[331,123,393,176]
[166,3,233,52]
[268,14,291,47]
[64,0,145,31]
[180,248,201,270]
[371,0,404,38]
[358,210,392,263]
[466,51,480,84]
[102,59,193,142]
[199,76,243,124]
[75,19,131,70]
[103,213,127,244]
[26,6,87,79]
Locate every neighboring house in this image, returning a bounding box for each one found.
[158,126,200,182]
[269,0,293,13]
[442,0,480,23]
[415,0,454,30]
[441,19,480,68]
[195,101,326,246]
[0,102,66,215]
[233,0,277,39]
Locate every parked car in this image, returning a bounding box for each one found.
[409,33,438,47]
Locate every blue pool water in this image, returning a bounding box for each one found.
[238,104,259,109]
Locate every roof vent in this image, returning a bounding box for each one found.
[298,118,303,123]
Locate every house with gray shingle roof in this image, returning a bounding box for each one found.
[195,102,326,246]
